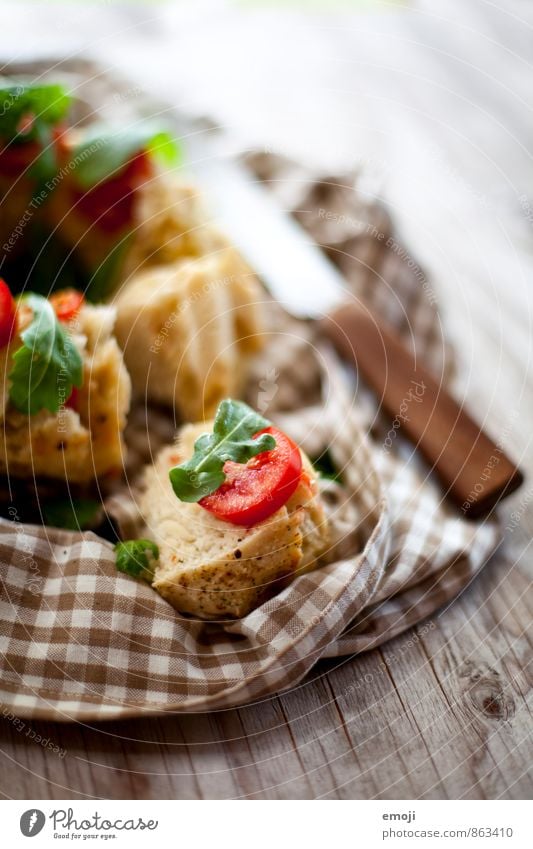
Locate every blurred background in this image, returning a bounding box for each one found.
[2,0,532,503]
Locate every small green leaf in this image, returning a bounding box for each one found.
[0,79,71,144]
[0,80,71,187]
[115,539,159,583]
[71,123,181,189]
[44,498,102,531]
[8,293,83,415]
[169,399,276,503]
[146,129,181,168]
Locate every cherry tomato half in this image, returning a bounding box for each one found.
[199,426,303,527]
[0,140,41,178]
[50,289,85,322]
[65,387,79,411]
[73,150,153,232]
[0,278,16,348]
[0,126,66,178]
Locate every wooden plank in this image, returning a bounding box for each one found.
[1,551,531,800]
[227,696,316,799]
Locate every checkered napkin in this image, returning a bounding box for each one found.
[0,146,501,720]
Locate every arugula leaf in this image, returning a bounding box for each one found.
[115,539,159,583]
[0,79,71,143]
[169,399,276,503]
[8,293,83,415]
[44,498,102,531]
[71,123,181,189]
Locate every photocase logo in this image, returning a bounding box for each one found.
[20,809,45,837]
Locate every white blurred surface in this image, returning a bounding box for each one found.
[2,0,533,481]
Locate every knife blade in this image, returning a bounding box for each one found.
[190,152,523,518]
[192,154,346,319]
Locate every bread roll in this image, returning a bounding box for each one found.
[138,422,330,619]
[124,171,226,275]
[43,151,224,295]
[113,247,264,421]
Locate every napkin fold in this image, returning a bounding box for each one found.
[0,145,499,721]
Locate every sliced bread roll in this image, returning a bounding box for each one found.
[0,303,131,482]
[113,247,264,421]
[44,148,220,285]
[139,422,330,619]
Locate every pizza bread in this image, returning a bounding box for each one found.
[44,164,226,286]
[0,302,131,482]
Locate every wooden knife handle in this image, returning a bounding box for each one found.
[321,304,523,518]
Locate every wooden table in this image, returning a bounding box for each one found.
[1,0,532,799]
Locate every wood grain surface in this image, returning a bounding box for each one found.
[1,0,532,799]
[1,553,531,800]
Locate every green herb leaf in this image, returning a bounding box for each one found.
[115,539,159,583]
[0,79,71,186]
[169,399,276,503]
[8,293,83,415]
[0,79,71,144]
[71,123,181,189]
[44,498,102,531]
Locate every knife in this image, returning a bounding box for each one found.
[190,152,523,518]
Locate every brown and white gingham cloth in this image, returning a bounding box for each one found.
[0,65,500,719]
[0,150,500,721]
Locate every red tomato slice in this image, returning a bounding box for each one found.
[0,278,16,348]
[199,426,303,527]
[0,140,40,177]
[73,150,152,232]
[127,150,152,183]
[65,387,79,411]
[0,126,66,178]
[50,289,85,322]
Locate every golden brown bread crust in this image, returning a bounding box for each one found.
[139,422,330,619]
[153,507,305,619]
